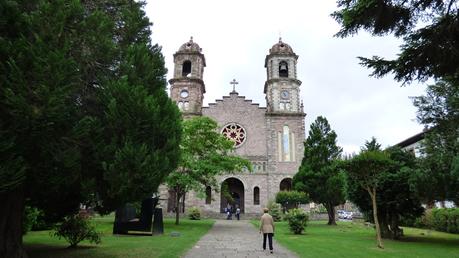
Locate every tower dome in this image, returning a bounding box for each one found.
[178,37,202,53]
[269,38,294,55]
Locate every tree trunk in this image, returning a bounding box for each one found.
[175,188,181,225]
[389,214,403,239]
[325,203,337,225]
[368,187,384,249]
[0,186,28,258]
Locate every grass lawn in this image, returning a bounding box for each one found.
[252,220,459,258]
[24,216,214,258]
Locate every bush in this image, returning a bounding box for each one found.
[285,208,309,234]
[23,205,50,235]
[188,206,201,220]
[275,191,309,211]
[413,209,434,229]
[267,200,282,222]
[430,208,459,234]
[23,206,42,235]
[52,213,101,247]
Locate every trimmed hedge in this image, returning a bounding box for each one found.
[275,191,309,209]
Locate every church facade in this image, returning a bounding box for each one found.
[160,38,306,215]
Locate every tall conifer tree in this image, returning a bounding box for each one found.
[294,116,345,225]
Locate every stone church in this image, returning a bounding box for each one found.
[160,37,306,216]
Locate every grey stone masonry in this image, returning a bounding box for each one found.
[182,220,298,258]
[160,38,306,218]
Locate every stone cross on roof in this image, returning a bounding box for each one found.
[230,78,239,93]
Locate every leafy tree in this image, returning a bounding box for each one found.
[293,116,345,225]
[0,1,180,257]
[342,149,393,248]
[411,78,459,206]
[166,116,251,225]
[332,0,459,84]
[346,146,424,239]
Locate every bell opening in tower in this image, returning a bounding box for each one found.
[279,61,288,77]
[182,60,191,77]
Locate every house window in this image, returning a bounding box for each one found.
[205,186,211,204]
[182,60,191,77]
[254,187,260,205]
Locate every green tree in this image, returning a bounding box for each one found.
[332,0,459,83]
[342,149,393,248]
[293,116,345,225]
[166,116,251,225]
[411,78,459,206]
[346,146,424,239]
[0,1,181,257]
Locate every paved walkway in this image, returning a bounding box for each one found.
[183,220,298,258]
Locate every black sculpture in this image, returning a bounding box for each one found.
[113,197,160,235]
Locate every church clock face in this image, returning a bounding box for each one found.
[180,89,189,98]
[221,123,247,148]
[281,90,289,99]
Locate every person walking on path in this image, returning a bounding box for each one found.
[259,207,275,253]
[236,206,241,220]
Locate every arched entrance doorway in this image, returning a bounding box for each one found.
[280,178,293,191]
[220,177,245,213]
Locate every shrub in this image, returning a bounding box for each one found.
[267,200,282,222]
[23,205,50,234]
[23,206,42,235]
[415,208,459,234]
[52,213,101,247]
[285,208,309,234]
[275,191,309,211]
[188,206,201,220]
[410,209,434,229]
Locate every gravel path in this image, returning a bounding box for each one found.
[182,219,299,258]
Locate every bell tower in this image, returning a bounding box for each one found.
[264,38,302,113]
[169,37,206,117]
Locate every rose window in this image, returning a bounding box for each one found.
[221,123,246,147]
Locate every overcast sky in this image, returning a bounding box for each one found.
[145,0,427,154]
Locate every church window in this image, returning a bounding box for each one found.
[184,101,189,110]
[279,61,288,77]
[182,60,191,77]
[205,186,211,204]
[254,187,260,205]
[178,101,184,110]
[221,123,247,147]
[283,125,291,161]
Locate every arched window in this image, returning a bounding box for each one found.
[205,186,211,204]
[182,60,191,77]
[279,61,288,77]
[254,187,260,205]
[283,125,290,161]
